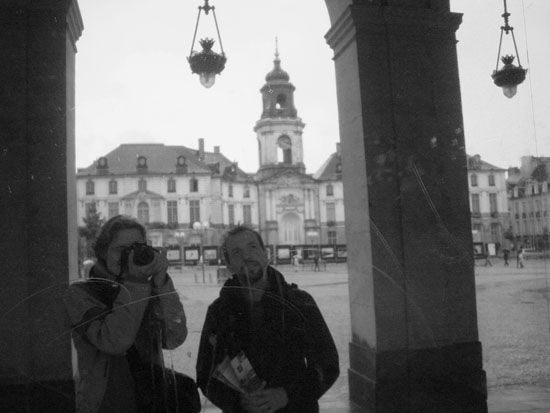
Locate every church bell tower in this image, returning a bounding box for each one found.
[254,43,305,178]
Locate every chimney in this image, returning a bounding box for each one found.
[336,142,341,155]
[214,146,220,154]
[198,138,205,160]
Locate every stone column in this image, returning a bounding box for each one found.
[0,1,83,411]
[325,1,487,411]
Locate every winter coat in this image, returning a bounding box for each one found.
[63,264,187,413]
[196,266,339,412]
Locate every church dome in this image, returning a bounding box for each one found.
[265,54,289,82]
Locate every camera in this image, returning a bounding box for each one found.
[120,242,157,271]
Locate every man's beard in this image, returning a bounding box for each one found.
[242,261,264,284]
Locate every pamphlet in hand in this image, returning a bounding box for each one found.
[213,351,264,394]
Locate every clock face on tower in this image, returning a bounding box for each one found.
[138,157,146,166]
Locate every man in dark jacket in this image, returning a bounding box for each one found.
[196,225,339,412]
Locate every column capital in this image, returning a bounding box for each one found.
[326,5,463,59]
[67,0,83,51]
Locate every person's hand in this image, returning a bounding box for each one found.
[126,250,168,287]
[240,386,288,413]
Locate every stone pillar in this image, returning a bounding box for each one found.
[325,1,487,411]
[0,1,83,411]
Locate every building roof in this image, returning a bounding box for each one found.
[466,154,505,172]
[77,143,252,180]
[313,151,342,180]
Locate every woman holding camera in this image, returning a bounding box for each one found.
[64,215,187,413]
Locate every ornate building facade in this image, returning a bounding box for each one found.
[76,53,345,262]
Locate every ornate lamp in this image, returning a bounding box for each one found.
[188,0,226,88]
[491,0,527,98]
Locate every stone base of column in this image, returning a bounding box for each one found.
[349,341,487,412]
[0,380,74,413]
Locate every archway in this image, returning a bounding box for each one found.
[0,1,487,411]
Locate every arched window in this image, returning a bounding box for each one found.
[326,184,334,196]
[275,94,286,110]
[138,178,147,192]
[85,179,94,195]
[137,202,149,223]
[488,174,495,186]
[167,177,176,193]
[470,174,478,187]
[277,135,292,164]
[190,177,199,192]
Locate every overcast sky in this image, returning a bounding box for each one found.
[75,0,550,173]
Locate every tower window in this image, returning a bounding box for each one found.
[275,94,286,110]
[277,135,292,164]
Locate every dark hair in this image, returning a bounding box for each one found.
[93,215,146,265]
[221,225,265,262]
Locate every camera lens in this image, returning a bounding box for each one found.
[133,243,156,266]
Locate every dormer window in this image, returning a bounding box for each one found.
[336,163,342,173]
[167,177,176,193]
[176,155,188,174]
[138,178,147,192]
[96,157,108,174]
[137,156,148,173]
[109,179,118,195]
[85,179,95,195]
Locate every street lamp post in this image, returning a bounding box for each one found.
[193,221,210,283]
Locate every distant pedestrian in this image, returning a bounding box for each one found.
[313,256,320,272]
[503,249,510,266]
[484,254,492,267]
[292,253,300,272]
[517,247,524,269]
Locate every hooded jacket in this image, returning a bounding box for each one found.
[63,264,187,413]
[196,266,339,412]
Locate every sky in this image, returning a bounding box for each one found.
[75,0,550,174]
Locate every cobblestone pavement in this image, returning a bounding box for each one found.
[166,261,550,412]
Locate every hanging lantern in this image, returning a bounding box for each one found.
[491,0,527,98]
[188,0,227,88]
